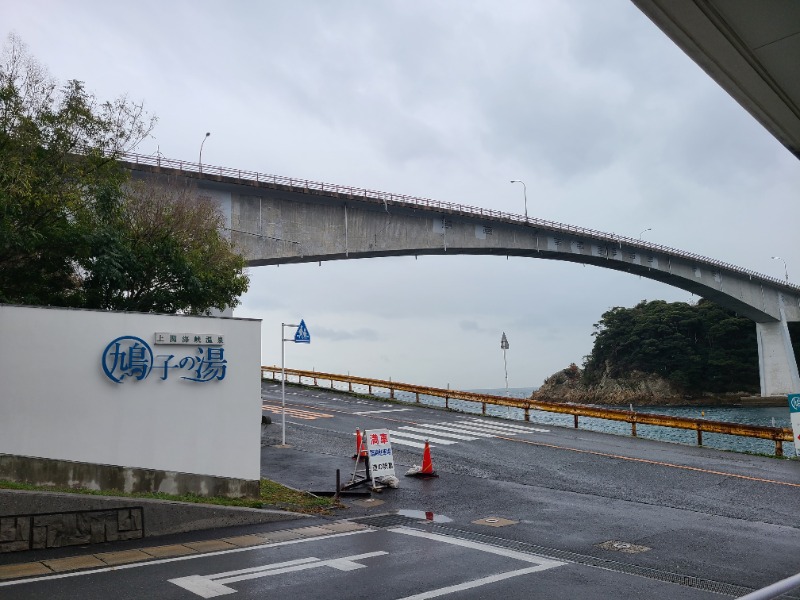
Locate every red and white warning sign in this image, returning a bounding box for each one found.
[365,429,395,479]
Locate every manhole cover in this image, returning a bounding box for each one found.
[472,517,518,527]
[597,540,651,554]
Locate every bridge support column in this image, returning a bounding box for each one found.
[756,319,800,397]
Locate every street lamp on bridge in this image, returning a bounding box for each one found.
[639,228,652,240]
[509,180,528,220]
[771,256,789,283]
[199,132,211,173]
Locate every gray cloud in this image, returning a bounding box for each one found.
[311,326,381,343]
[4,1,798,389]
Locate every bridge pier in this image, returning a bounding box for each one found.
[757,319,800,397]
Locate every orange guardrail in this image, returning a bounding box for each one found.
[261,366,794,457]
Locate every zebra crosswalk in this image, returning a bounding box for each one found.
[262,403,334,420]
[386,418,549,449]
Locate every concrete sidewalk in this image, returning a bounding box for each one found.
[0,520,367,581]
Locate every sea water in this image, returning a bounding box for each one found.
[358,385,796,457]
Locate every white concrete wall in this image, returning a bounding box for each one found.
[0,306,261,481]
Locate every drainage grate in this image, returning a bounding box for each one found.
[348,513,431,528]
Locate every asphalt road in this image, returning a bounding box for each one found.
[260,381,800,594]
[3,381,799,599]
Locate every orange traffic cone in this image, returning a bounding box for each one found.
[420,440,436,475]
[405,440,439,478]
[352,428,368,459]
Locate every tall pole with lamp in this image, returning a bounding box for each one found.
[510,180,528,220]
[199,132,210,173]
[771,256,789,283]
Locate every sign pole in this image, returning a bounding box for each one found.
[281,322,287,446]
[278,320,310,448]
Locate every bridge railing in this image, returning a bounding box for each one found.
[261,366,794,456]
[119,150,797,292]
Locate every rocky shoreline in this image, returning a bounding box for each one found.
[532,364,785,407]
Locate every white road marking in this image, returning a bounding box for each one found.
[390,527,564,565]
[397,426,479,441]
[427,423,495,437]
[396,564,559,600]
[459,420,528,432]
[447,422,518,435]
[0,530,373,588]
[385,430,458,445]
[353,408,413,415]
[464,418,550,433]
[389,527,565,600]
[389,438,429,449]
[454,420,547,435]
[170,552,388,598]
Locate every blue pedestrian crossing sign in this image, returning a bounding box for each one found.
[294,320,311,344]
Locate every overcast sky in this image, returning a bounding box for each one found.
[4,1,799,391]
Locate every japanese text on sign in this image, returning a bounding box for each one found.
[154,332,224,345]
[365,429,396,479]
[101,336,227,384]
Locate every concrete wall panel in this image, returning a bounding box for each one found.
[0,306,261,482]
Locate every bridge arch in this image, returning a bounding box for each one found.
[124,154,800,397]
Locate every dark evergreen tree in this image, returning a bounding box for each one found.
[583,299,764,394]
[0,34,248,313]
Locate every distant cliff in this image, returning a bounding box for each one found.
[527,298,800,405]
[531,363,753,406]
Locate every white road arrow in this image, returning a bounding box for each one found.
[169,551,387,598]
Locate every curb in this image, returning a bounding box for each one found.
[0,521,368,582]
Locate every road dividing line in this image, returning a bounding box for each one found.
[354,408,413,415]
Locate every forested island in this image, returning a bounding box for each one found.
[533,299,800,406]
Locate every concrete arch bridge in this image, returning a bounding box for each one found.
[124,153,800,397]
